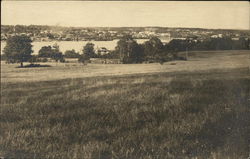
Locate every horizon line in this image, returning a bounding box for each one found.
[1,24,249,31]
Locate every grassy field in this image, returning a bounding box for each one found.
[1,50,249,83]
[0,50,250,158]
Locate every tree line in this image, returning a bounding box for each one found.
[2,34,249,67]
[109,35,249,64]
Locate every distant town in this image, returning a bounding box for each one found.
[1,25,250,42]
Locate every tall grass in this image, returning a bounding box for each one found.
[1,68,250,158]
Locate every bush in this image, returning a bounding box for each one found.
[1,54,7,61]
[60,58,65,63]
[28,56,38,63]
[41,58,48,63]
[64,49,80,58]
[78,54,89,64]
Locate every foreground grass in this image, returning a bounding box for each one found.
[1,68,250,158]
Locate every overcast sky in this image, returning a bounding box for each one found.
[1,1,249,30]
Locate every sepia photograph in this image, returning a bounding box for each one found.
[1,1,250,158]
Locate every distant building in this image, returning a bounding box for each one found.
[232,37,240,40]
[173,37,186,40]
[158,33,171,43]
[95,47,110,55]
[211,34,223,38]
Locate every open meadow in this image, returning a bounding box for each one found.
[1,50,250,158]
[1,50,250,83]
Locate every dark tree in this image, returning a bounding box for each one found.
[78,54,89,65]
[116,35,133,59]
[64,49,80,58]
[1,54,7,61]
[143,37,164,61]
[83,43,95,58]
[115,35,144,63]
[51,44,64,62]
[167,39,188,52]
[128,42,144,63]
[38,44,64,62]
[28,55,38,64]
[38,46,53,57]
[3,35,33,67]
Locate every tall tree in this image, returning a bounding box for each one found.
[128,42,144,63]
[38,44,64,62]
[51,43,64,62]
[143,37,164,60]
[115,35,143,63]
[38,46,53,57]
[3,35,33,67]
[83,43,95,58]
